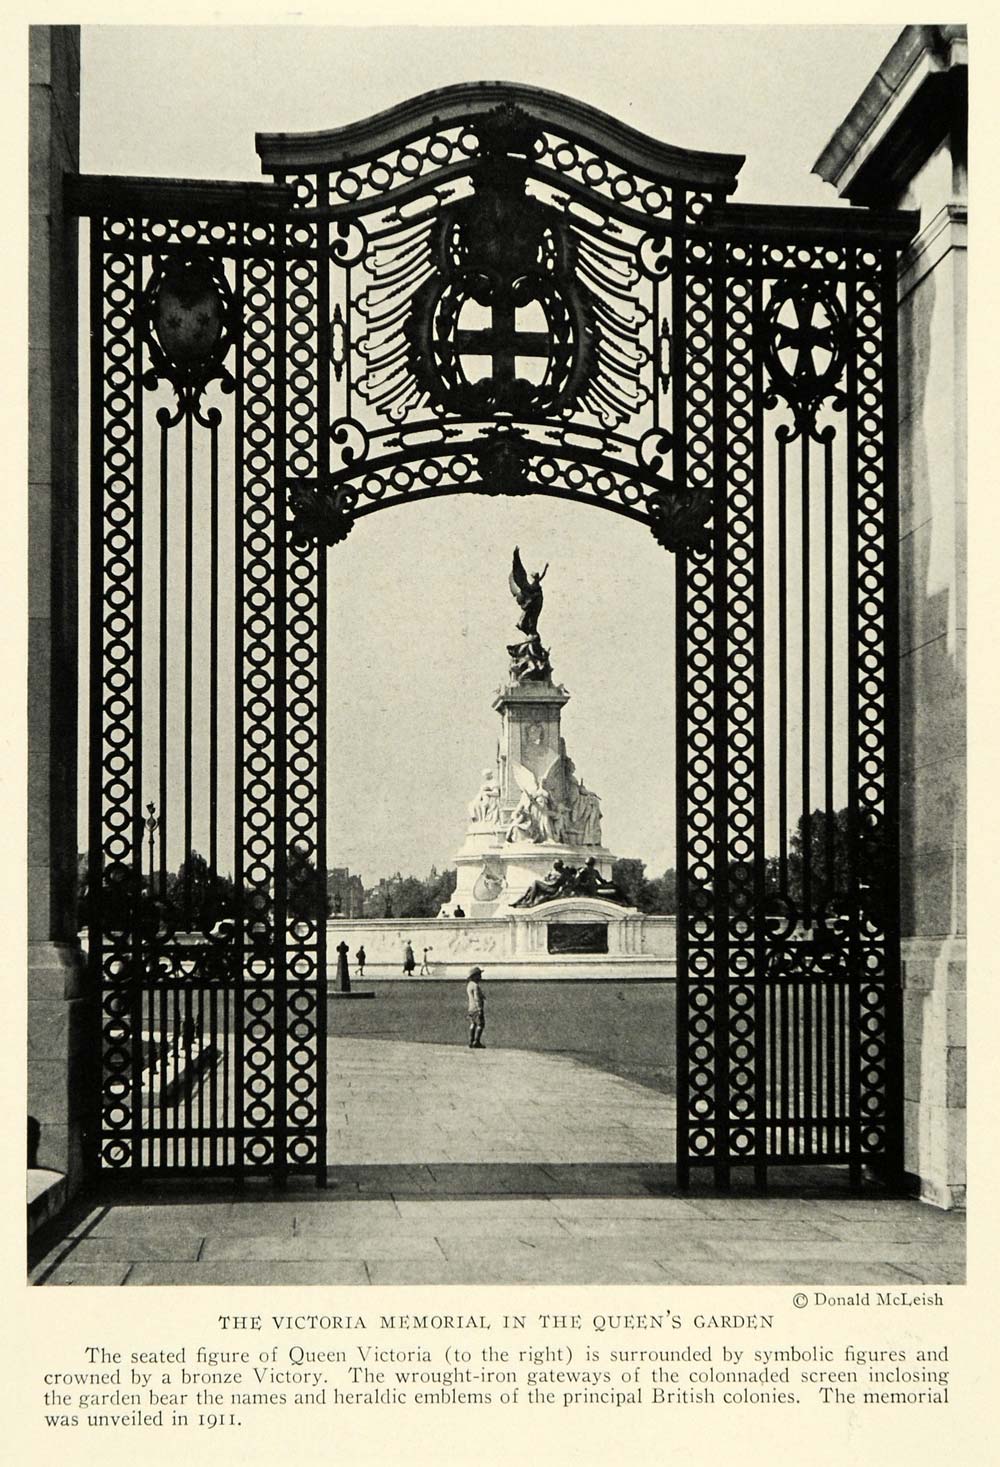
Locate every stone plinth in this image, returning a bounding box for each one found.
[451,838,615,918]
[492,677,571,824]
[455,671,614,915]
[326,915,676,980]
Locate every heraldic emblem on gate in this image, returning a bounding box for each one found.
[72,82,917,1186]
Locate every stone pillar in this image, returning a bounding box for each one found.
[492,677,571,820]
[814,25,967,1206]
[28,27,88,1189]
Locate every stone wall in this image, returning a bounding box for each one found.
[27,26,87,1186]
[815,25,967,1206]
[327,915,677,979]
[896,141,967,1207]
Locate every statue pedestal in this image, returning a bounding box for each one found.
[492,678,571,830]
[450,835,615,917]
[326,911,676,980]
[454,670,613,914]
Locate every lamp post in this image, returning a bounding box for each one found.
[144,802,159,891]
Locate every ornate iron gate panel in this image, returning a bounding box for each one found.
[673,208,911,1186]
[77,178,328,1178]
[73,82,915,1186]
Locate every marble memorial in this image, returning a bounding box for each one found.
[326,551,675,978]
[445,548,624,918]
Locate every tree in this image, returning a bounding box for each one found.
[81,861,146,934]
[165,851,240,932]
[644,867,678,915]
[611,858,649,909]
[359,865,457,918]
[363,876,398,919]
[761,806,889,925]
[392,876,433,918]
[426,865,457,912]
[610,859,677,914]
[785,807,851,905]
[287,844,333,921]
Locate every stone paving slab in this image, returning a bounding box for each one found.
[649,1261,932,1286]
[30,1261,133,1286]
[365,1259,676,1287]
[38,1235,205,1264]
[556,1217,839,1241]
[198,1234,445,1262]
[293,1199,404,1226]
[434,1235,719,1262]
[892,1261,966,1284]
[546,1197,711,1218]
[391,1198,567,1222]
[366,1216,573,1241]
[30,1036,965,1287]
[428,1221,575,1246]
[386,1166,557,1195]
[690,1199,968,1232]
[698,1238,966,1263]
[123,1261,371,1286]
[61,1203,303,1237]
[813,1219,968,1242]
[58,1205,217,1237]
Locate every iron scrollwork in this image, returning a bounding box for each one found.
[761,277,848,438]
[139,252,237,420]
[354,100,652,436]
[289,483,355,549]
[407,109,595,420]
[473,428,532,494]
[647,487,713,556]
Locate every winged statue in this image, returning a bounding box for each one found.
[504,547,552,682]
[509,547,548,637]
[506,752,567,845]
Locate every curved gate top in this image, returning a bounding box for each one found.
[250,82,747,554]
[73,82,917,1187]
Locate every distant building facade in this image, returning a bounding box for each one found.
[327,866,365,918]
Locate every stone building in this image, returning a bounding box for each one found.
[326,866,365,919]
[814,23,967,1207]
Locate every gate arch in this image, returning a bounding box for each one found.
[74,82,917,1187]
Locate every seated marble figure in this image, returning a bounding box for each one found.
[511,857,625,908]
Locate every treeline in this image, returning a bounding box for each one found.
[610,860,678,914]
[78,807,885,933]
[611,809,886,919]
[79,845,332,933]
[360,867,457,919]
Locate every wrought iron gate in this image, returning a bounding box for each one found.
[72,83,916,1186]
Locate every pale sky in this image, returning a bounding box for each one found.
[77,24,901,885]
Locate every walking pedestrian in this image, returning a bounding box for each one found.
[403,940,416,975]
[355,945,366,977]
[419,946,432,975]
[466,966,486,1048]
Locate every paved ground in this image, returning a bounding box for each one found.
[330,1037,673,1163]
[30,1036,965,1287]
[327,979,676,1095]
